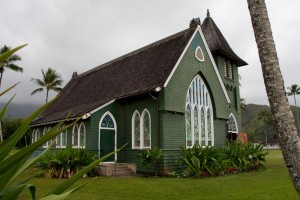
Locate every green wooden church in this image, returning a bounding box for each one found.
[31,11,247,174]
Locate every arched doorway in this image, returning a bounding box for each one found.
[99,112,117,162]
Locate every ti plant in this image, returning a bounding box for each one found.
[0,45,126,199]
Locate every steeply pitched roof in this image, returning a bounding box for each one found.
[201,11,247,66]
[32,27,196,125]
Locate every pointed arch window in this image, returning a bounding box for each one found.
[42,127,51,148]
[132,109,151,149]
[228,114,238,141]
[32,129,40,143]
[132,111,141,148]
[72,122,86,148]
[142,109,151,148]
[185,75,214,147]
[56,126,67,148]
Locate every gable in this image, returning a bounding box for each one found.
[161,26,231,119]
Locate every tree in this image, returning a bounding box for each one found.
[287,84,300,133]
[31,68,63,103]
[247,0,300,195]
[240,98,246,112]
[0,45,23,88]
[257,110,274,149]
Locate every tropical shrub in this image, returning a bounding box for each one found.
[177,145,222,177]
[38,147,97,179]
[177,142,267,178]
[138,147,163,176]
[222,141,267,171]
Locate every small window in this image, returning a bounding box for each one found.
[195,46,204,61]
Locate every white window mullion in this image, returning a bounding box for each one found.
[205,107,208,146]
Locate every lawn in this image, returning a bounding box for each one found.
[19,150,298,200]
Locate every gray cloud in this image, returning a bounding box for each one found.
[0,0,299,107]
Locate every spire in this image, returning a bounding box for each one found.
[207,9,210,17]
[201,14,247,66]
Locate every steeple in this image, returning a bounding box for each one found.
[201,11,247,66]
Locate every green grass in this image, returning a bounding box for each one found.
[18,150,298,200]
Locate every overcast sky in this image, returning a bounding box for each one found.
[1,0,299,107]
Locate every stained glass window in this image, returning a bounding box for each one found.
[79,123,85,147]
[194,106,199,144]
[186,75,214,147]
[101,114,114,128]
[207,109,212,146]
[73,124,79,147]
[143,110,151,148]
[133,111,140,148]
[186,104,192,146]
[228,114,238,133]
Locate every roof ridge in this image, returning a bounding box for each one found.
[76,27,194,78]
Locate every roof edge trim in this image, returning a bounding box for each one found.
[163,27,198,87]
[90,99,116,115]
[197,26,231,104]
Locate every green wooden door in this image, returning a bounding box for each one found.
[100,129,115,161]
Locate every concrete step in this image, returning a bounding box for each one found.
[94,163,137,177]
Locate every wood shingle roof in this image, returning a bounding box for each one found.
[201,11,247,66]
[32,27,196,125]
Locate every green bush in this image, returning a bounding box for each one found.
[38,147,97,179]
[177,142,267,178]
[138,147,163,176]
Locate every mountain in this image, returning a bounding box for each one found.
[0,103,42,119]
[241,103,300,142]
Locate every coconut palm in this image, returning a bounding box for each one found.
[287,84,300,132]
[31,68,63,103]
[248,0,300,194]
[0,45,23,88]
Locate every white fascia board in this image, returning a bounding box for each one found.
[163,26,231,104]
[197,26,231,104]
[163,28,198,88]
[90,99,116,115]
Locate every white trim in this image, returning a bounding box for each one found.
[195,46,205,62]
[72,123,86,149]
[163,25,231,104]
[98,111,117,162]
[163,28,198,87]
[197,26,231,104]
[228,113,238,133]
[90,99,115,115]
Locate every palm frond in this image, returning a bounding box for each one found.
[31,78,45,87]
[6,63,23,73]
[31,88,44,95]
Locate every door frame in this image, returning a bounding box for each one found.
[98,111,117,162]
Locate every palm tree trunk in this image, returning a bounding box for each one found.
[294,94,300,134]
[247,0,300,195]
[46,89,49,103]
